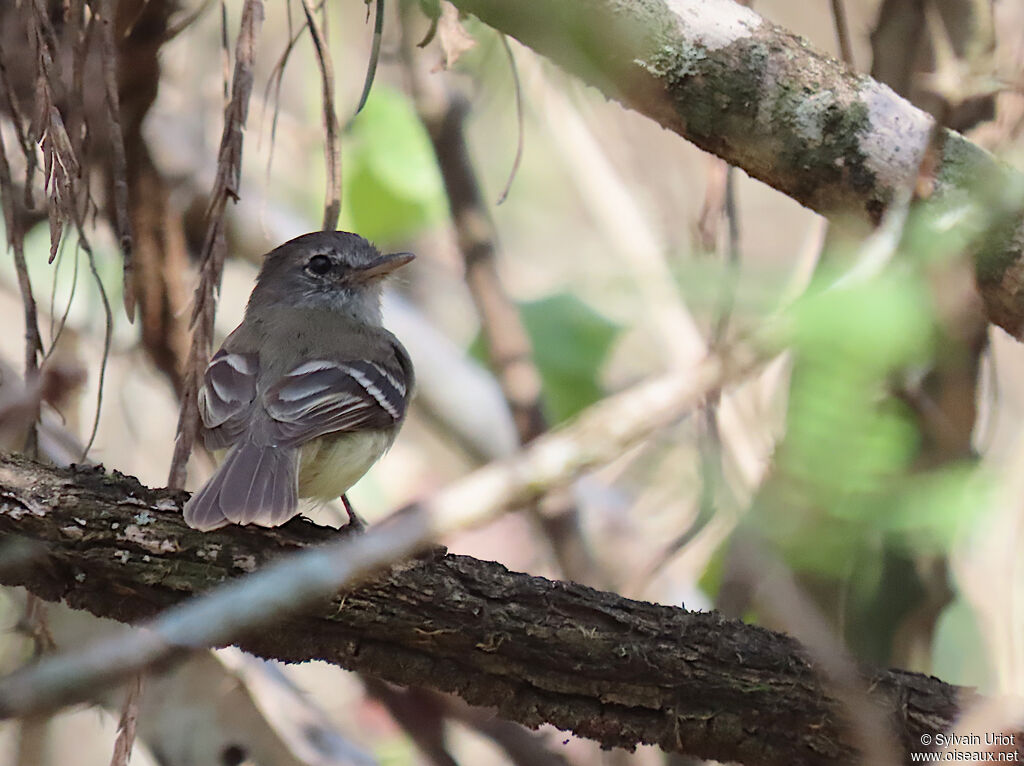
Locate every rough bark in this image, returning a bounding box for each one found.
[446,0,1024,338]
[0,453,1016,766]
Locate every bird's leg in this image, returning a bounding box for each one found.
[341,494,366,532]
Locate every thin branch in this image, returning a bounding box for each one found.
[362,679,460,766]
[830,0,855,68]
[163,0,219,41]
[299,0,341,230]
[401,18,544,444]
[495,34,524,205]
[400,9,599,583]
[711,167,741,345]
[16,594,55,656]
[168,0,264,488]
[78,233,114,461]
[45,236,71,350]
[262,4,305,178]
[219,1,230,103]
[733,538,902,766]
[0,94,43,457]
[351,0,385,119]
[0,132,42,381]
[96,0,135,322]
[696,155,727,252]
[0,51,37,200]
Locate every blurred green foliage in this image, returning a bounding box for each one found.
[471,292,621,425]
[417,0,441,23]
[341,87,447,244]
[723,256,994,665]
[521,294,622,423]
[770,268,990,556]
[932,595,994,688]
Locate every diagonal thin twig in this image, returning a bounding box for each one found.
[78,233,114,461]
[0,120,42,385]
[733,539,902,766]
[44,238,81,358]
[351,0,385,119]
[299,0,341,230]
[164,0,219,41]
[168,0,265,488]
[830,0,855,68]
[400,17,544,444]
[262,0,303,177]
[399,10,608,583]
[0,56,43,458]
[495,34,524,205]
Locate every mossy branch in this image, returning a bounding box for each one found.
[447,0,1024,337]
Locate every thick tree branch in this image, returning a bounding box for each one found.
[0,358,734,717]
[446,0,1024,338]
[0,453,1018,766]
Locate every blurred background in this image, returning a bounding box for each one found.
[0,0,1022,763]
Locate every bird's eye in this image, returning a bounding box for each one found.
[305,254,332,276]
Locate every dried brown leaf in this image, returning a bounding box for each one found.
[168,0,265,489]
[299,0,341,229]
[436,1,475,70]
[108,674,144,766]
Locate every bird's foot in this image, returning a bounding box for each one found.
[341,494,367,533]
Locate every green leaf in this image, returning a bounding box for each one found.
[879,464,993,553]
[752,265,989,588]
[520,294,621,423]
[471,293,621,425]
[341,87,446,244]
[784,270,934,373]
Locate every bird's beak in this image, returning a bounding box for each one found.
[349,252,415,283]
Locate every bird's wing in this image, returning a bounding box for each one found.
[198,349,260,449]
[264,358,409,446]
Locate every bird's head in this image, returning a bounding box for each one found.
[248,231,414,324]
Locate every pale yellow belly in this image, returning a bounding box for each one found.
[297,430,394,500]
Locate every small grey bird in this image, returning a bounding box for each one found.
[183,231,414,531]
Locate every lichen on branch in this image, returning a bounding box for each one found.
[448,0,1024,337]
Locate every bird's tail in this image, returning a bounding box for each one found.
[183,441,299,531]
